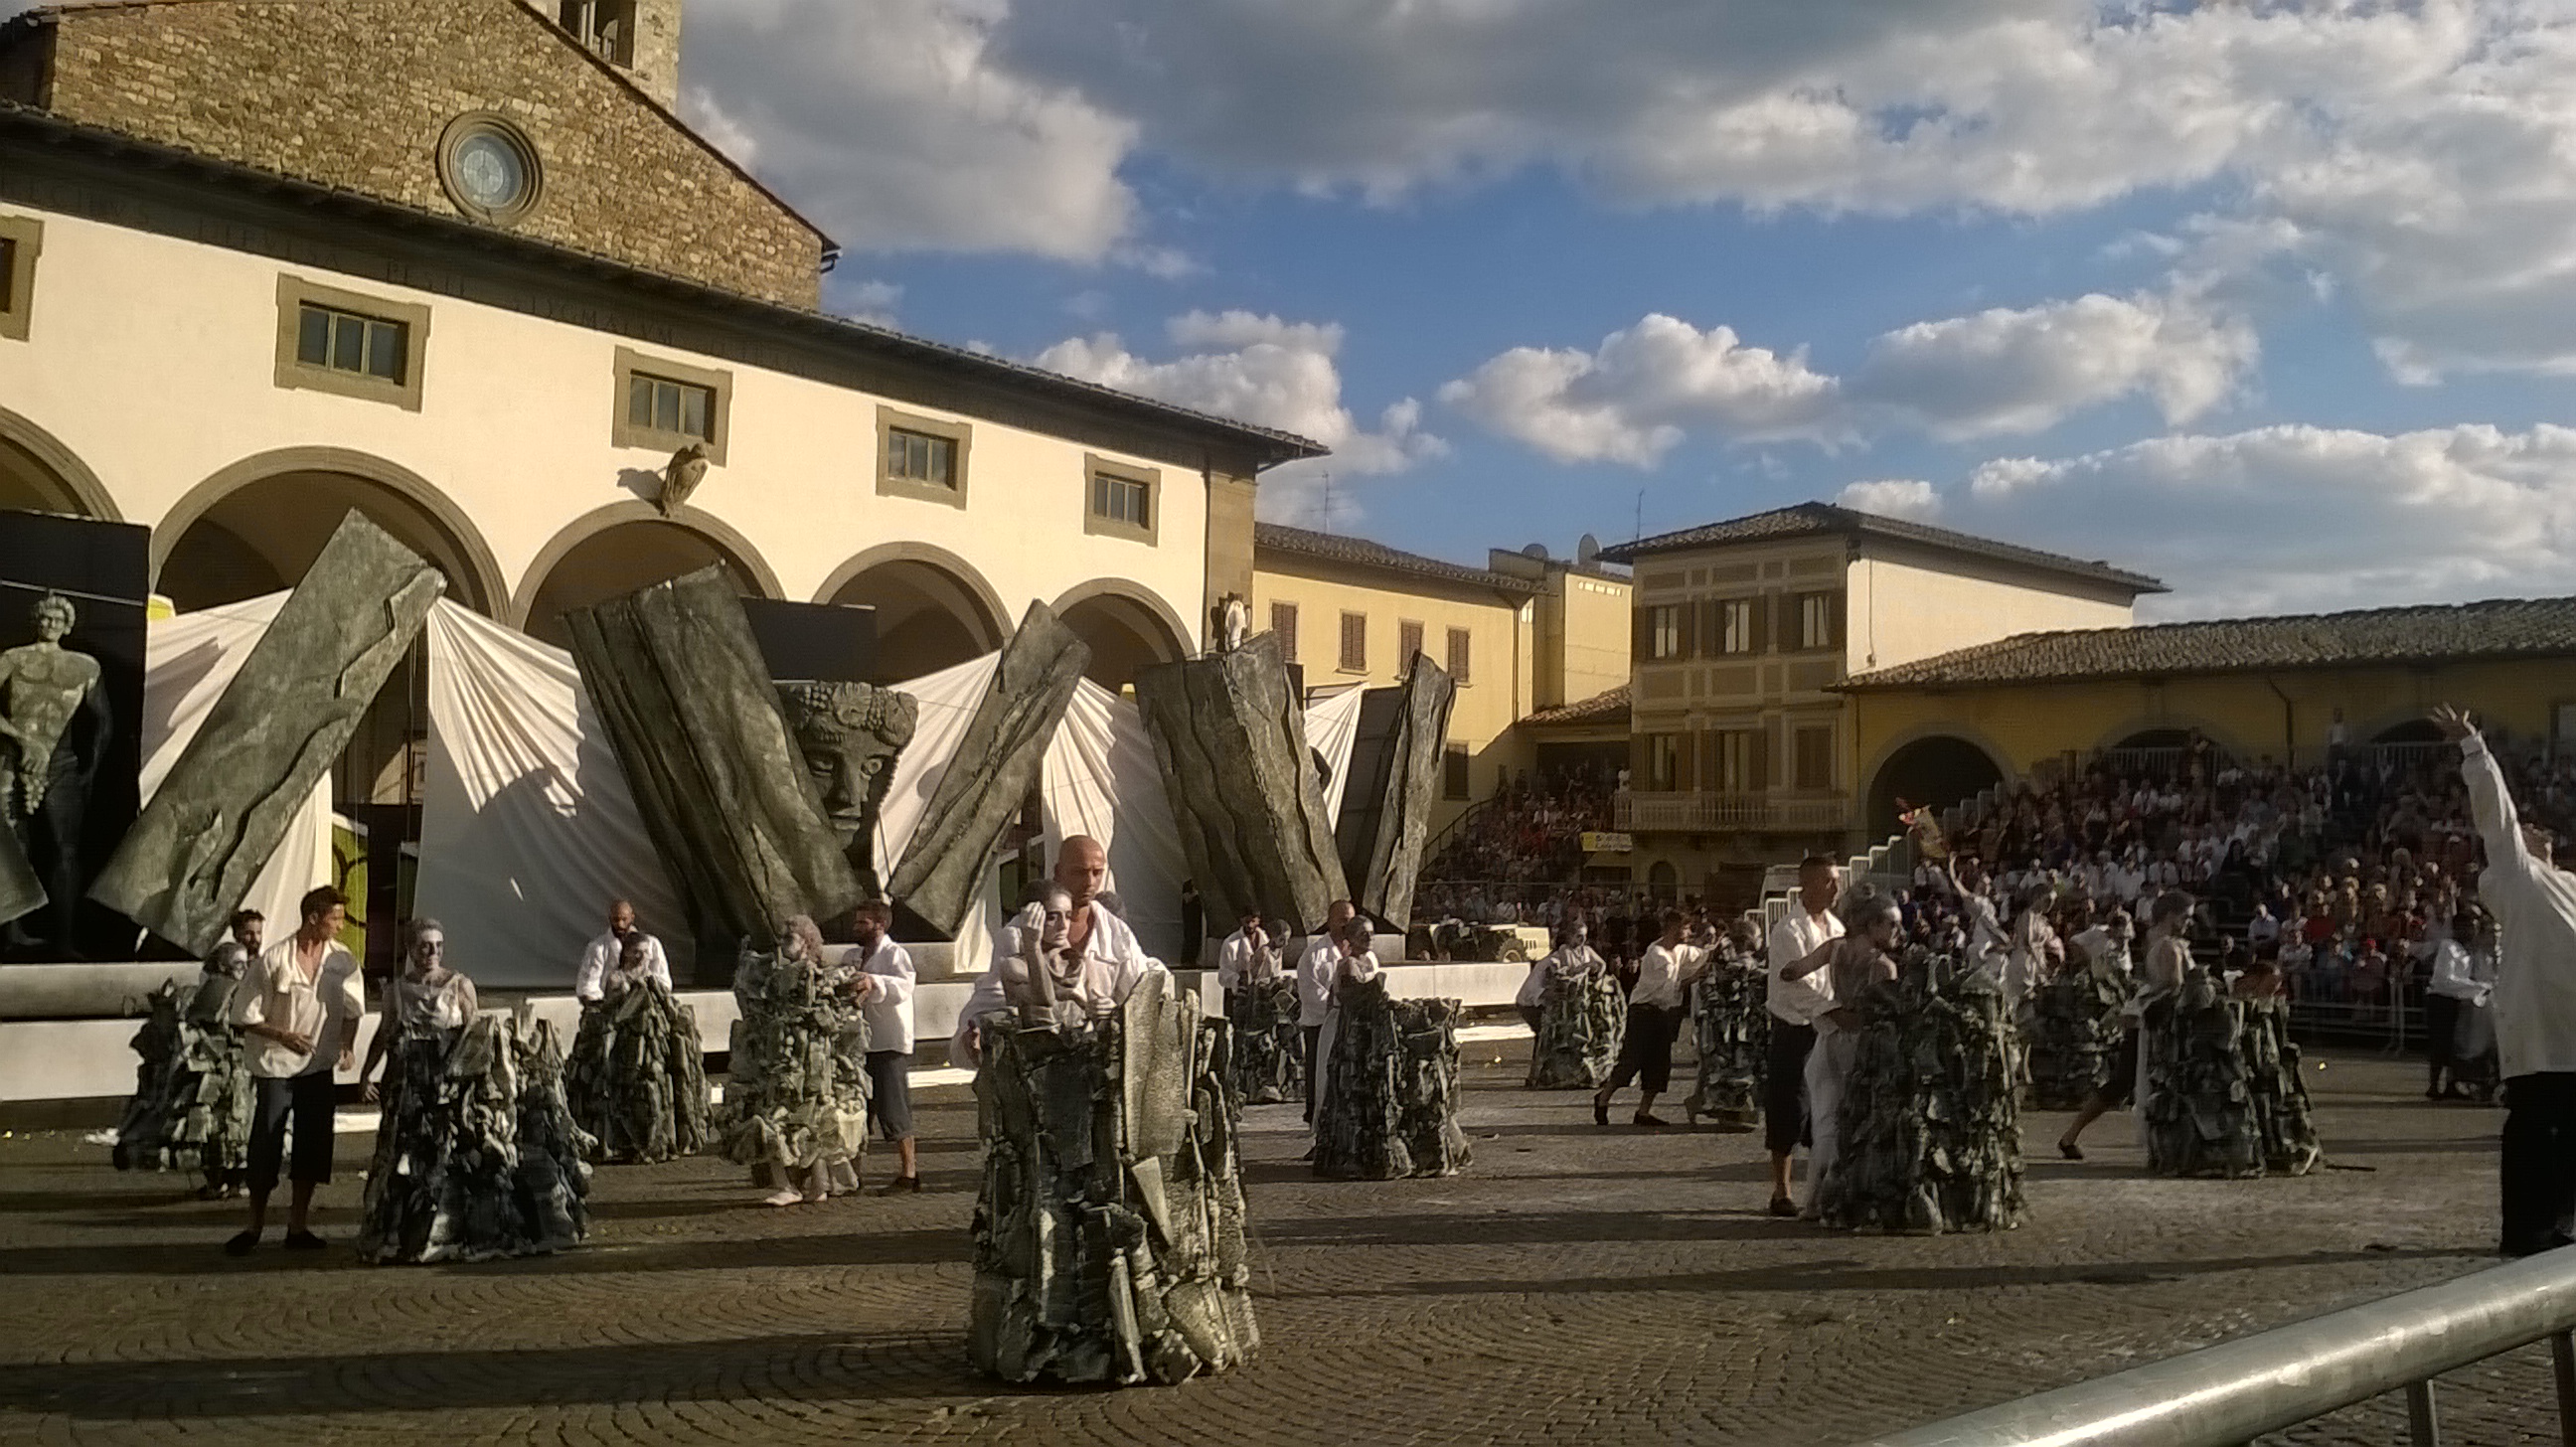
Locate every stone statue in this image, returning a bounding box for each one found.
[777,680,917,900]
[0,591,106,951]
[1213,592,1250,653]
[657,441,711,518]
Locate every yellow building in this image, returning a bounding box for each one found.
[1251,524,1545,838]
[1838,595,2576,835]
[1596,502,2163,903]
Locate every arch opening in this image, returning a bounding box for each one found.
[1864,733,2005,841]
[825,558,1005,682]
[1057,588,1188,692]
[520,518,768,650]
[0,427,113,521]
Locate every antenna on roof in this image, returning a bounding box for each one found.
[1634,489,1645,542]
[1321,469,1334,533]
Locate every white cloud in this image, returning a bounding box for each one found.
[832,279,903,327]
[1935,422,2576,617]
[679,0,1137,259]
[1033,311,1445,523]
[1853,291,2257,440]
[1437,315,1841,467]
[1837,479,1943,522]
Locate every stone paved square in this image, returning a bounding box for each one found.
[0,1045,2552,1446]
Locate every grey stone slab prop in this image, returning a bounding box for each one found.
[90,512,444,955]
[883,600,1088,940]
[560,565,861,968]
[0,813,42,932]
[1331,660,1455,930]
[1132,633,1347,934]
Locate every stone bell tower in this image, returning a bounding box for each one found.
[552,0,682,109]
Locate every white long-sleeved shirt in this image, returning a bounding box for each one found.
[2429,938,2491,1006]
[1215,928,1278,990]
[1766,907,1842,1027]
[1632,940,1708,1010]
[1517,943,1604,1009]
[948,900,1162,1067]
[844,938,916,1053]
[1296,935,1342,1028]
[575,930,671,1003]
[2463,734,2576,1077]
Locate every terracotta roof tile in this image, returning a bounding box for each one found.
[1255,524,1540,596]
[1598,502,2164,594]
[1523,684,1630,727]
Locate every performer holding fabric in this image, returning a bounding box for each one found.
[723,913,869,1207]
[2436,704,2576,1256]
[1593,908,1707,1128]
[224,886,362,1257]
[2427,907,2496,1103]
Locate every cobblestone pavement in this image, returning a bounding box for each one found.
[0,1045,2548,1446]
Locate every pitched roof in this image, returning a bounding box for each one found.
[1597,502,2165,595]
[1837,595,2576,691]
[1523,684,1631,727]
[1255,524,1541,596]
[0,101,1329,468]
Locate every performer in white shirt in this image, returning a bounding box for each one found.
[574,898,671,1003]
[224,885,363,1256]
[1296,898,1358,1124]
[2438,704,2576,1255]
[1763,855,1844,1217]
[1309,917,1384,1128]
[1592,907,1708,1129]
[1779,891,1903,1217]
[2426,907,2492,1103]
[949,836,1166,1069]
[843,899,919,1193]
[1214,912,1277,990]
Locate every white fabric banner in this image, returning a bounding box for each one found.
[140,593,332,944]
[873,653,1000,878]
[1040,680,1190,962]
[415,601,684,990]
[1304,685,1369,829]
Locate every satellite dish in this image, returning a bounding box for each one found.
[1577,533,1601,563]
[1523,543,1548,560]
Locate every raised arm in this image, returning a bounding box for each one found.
[2437,705,2533,876]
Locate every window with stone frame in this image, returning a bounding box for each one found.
[630,372,715,442]
[1339,611,1367,672]
[1271,601,1299,663]
[1715,728,1765,793]
[1719,597,1760,655]
[273,274,429,410]
[1446,626,1471,685]
[1650,604,1683,660]
[1794,589,1846,651]
[611,347,730,462]
[1399,620,1424,670]
[1083,455,1159,544]
[1793,724,1835,790]
[0,215,40,343]
[298,301,409,385]
[558,0,637,65]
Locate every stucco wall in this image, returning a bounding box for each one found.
[1844,548,2137,676]
[0,204,1208,657]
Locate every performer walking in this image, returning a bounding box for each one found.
[1763,857,1843,1216]
[2057,889,2193,1161]
[223,886,361,1256]
[1592,908,1706,1129]
[2436,704,2576,1255]
[845,899,920,1193]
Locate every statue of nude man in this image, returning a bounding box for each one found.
[0,592,107,951]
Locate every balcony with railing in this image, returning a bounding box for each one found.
[1614,791,1852,833]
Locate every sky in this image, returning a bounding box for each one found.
[53,0,2576,622]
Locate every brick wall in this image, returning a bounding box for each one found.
[11,0,822,308]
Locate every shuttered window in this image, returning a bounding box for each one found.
[1399,620,1424,668]
[1339,611,1367,672]
[1446,627,1471,685]
[1271,602,1299,664]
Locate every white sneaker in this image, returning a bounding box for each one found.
[761,1189,804,1207]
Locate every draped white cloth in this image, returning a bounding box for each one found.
[1303,685,1368,828]
[871,654,999,876]
[1040,680,1191,961]
[140,593,332,942]
[415,602,685,989]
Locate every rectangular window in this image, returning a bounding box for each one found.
[1271,601,1299,664]
[1339,611,1367,672]
[1650,604,1682,660]
[1083,454,1160,544]
[1649,733,1682,791]
[1716,729,1764,793]
[1399,620,1424,669]
[886,428,953,488]
[1795,590,1845,651]
[1794,725,1835,790]
[273,273,428,409]
[611,346,730,462]
[1446,626,1471,685]
[1443,742,1471,801]
[875,406,970,508]
[1720,598,1759,655]
[0,215,38,343]
[0,237,16,318]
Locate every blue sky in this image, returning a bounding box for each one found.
[679,0,2576,621]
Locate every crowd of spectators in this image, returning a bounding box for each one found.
[1416,761,1617,894]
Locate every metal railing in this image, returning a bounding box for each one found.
[1615,791,1852,833]
[1866,1251,2576,1446]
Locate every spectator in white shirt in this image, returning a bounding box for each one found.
[1296,898,1358,1125]
[224,885,362,1257]
[1593,907,1707,1130]
[2438,704,2576,1255]
[843,899,919,1193]
[1215,912,1276,991]
[1763,856,1844,1216]
[574,898,671,1004]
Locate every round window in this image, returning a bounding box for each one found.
[436,115,544,224]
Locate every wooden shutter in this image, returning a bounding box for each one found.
[1751,724,1774,794]
[1399,619,1424,669]
[1633,605,1652,661]
[1446,626,1471,685]
[1829,590,1848,650]
[1754,594,1774,655]
[1675,599,1696,660]
[1270,601,1298,664]
[1340,611,1367,672]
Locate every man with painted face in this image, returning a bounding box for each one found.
[949,835,1165,1069]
